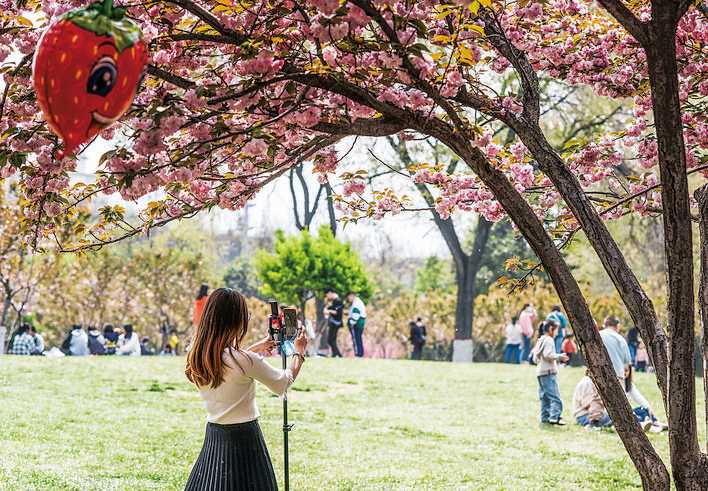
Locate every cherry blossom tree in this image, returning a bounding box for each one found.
[0,186,62,333]
[1,0,707,488]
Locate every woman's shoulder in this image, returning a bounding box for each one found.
[222,347,261,369]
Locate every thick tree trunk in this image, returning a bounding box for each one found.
[453,264,475,340]
[514,124,669,399]
[296,39,671,486]
[1,294,10,328]
[588,3,704,484]
[645,10,701,487]
[453,220,492,341]
[480,8,669,400]
[394,137,491,349]
[435,130,671,489]
[696,185,708,454]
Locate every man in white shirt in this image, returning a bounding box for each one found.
[599,316,631,381]
[346,292,366,357]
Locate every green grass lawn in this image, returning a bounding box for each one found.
[0,356,680,490]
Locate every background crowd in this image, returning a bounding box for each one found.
[4,322,182,358]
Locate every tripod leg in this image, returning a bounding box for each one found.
[282,351,289,491]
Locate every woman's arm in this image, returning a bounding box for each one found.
[247,336,276,354]
[289,329,308,381]
[245,329,309,395]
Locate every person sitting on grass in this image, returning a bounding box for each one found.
[532,321,569,425]
[572,373,613,429]
[117,324,141,356]
[140,336,155,356]
[183,288,308,491]
[88,326,106,355]
[8,324,34,355]
[572,371,654,432]
[625,365,667,432]
[29,325,44,355]
[61,325,89,356]
[103,324,119,355]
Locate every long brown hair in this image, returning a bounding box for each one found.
[185,288,250,388]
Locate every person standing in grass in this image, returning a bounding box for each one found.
[323,288,344,358]
[532,321,569,425]
[635,340,649,372]
[518,303,537,363]
[626,325,639,367]
[168,329,181,355]
[0,324,6,355]
[346,291,366,357]
[503,316,522,364]
[599,316,631,383]
[409,318,427,360]
[184,288,307,491]
[193,284,209,328]
[561,333,578,366]
[546,305,569,353]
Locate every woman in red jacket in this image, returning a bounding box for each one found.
[193,284,209,328]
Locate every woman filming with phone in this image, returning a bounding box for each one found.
[184,288,307,491]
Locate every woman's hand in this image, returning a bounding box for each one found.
[248,336,276,354]
[294,328,308,354]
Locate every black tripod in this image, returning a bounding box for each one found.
[269,301,294,491]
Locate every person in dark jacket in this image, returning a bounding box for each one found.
[409,318,427,360]
[103,324,119,355]
[627,326,639,367]
[141,336,155,356]
[88,326,106,355]
[323,288,344,357]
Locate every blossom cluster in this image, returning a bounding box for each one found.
[0,0,704,248]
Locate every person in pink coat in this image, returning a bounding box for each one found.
[518,303,537,363]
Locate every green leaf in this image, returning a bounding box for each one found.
[63,1,143,52]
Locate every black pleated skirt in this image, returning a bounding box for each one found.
[185,420,278,491]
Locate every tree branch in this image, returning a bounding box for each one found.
[146,65,195,89]
[165,0,244,40]
[595,0,650,46]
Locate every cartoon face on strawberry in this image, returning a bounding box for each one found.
[33,0,147,157]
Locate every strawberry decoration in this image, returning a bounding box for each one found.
[33,0,147,158]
